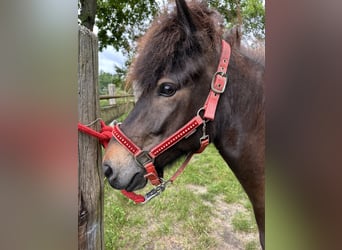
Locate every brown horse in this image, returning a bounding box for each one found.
[103,0,264,248]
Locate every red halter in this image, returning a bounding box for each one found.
[112,40,231,188]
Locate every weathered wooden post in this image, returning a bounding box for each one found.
[108,83,116,105]
[78,25,104,250]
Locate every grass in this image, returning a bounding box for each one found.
[245,240,260,250]
[104,141,259,249]
[232,211,257,232]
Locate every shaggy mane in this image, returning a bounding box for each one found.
[127,0,264,93]
[127,1,223,91]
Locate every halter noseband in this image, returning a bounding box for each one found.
[111,40,231,188]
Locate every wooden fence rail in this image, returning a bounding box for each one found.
[100,102,134,124]
[99,94,134,100]
[99,94,135,124]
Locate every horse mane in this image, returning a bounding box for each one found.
[224,26,265,66]
[240,44,265,66]
[127,1,223,92]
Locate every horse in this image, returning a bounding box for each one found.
[102,0,265,248]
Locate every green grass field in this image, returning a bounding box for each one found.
[104,144,260,249]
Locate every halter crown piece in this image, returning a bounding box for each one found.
[110,40,231,203]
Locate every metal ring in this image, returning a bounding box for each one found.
[197,107,205,118]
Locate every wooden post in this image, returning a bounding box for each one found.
[108,84,116,105]
[78,25,104,250]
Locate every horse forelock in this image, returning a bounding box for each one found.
[127,1,223,92]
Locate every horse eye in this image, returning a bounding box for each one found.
[159,82,178,97]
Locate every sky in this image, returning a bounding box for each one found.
[93,26,126,74]
[94,0,167,74]
[98,46,126,74]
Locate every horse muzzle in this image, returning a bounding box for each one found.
[102,143,148,191]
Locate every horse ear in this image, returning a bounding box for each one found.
[224,26,242,48]
[175,0,196,34]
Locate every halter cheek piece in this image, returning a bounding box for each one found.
[111,40,231,201]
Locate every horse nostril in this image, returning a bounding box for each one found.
[103,164,113,178]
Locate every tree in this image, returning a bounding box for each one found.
[79,0,97,31]
[98,70,127,94]
[96,0,159,53]
[208,0,265,41]
[98,71,113,94]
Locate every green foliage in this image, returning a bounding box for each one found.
[98,71,113,94]
[209,0,265,40]
[96,0,159,53]
[95,0,264,55]
[241,0,265,39]
[98,70,126,94]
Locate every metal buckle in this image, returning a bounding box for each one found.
[200,134,209,142]
[200,119,209,143]
[135,151,153,167]
[211,71,228,94]
[142,180,170,204]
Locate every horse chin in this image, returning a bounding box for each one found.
[124,173,148,192]
[107,170,148,192]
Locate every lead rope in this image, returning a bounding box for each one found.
[78,121,146,203]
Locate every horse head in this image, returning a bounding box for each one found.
[103,0,224,191]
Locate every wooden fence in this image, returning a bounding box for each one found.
[78,25,104,250]
[100,95,134,124]
[78,25,135,250]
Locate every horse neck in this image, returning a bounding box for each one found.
[211,48,265,163]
